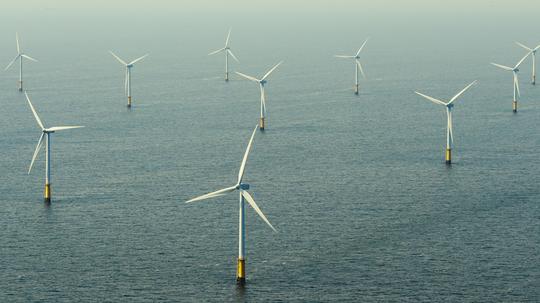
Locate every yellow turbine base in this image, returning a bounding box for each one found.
[445,149,452,164]
[44,183,51,203]
[236,258,246,284]
[127,96,132,107]
[259,117,265,130]
[512,100,517,113]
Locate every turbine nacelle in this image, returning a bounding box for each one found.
[238,183,250,190]
[446,103,454,109]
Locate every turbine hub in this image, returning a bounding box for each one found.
[239,183,250,190]
[260,80,267,85]
[447,103,454,109]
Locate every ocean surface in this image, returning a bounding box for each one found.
[0,9,539,302]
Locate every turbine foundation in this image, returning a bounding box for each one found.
[533,75,536,85]
[225,72,229,82]
[236,258,246,285]
[44,183,51,203]
[127,96,132,108]
[512,100,517,113]
[354,84,359,95]
[445,148,452,165]
[18,81,23,92]
[259,117,265,130]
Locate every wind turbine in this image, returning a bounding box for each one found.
[236,62,282,130]
[208,28,240,81]
[5,33,38,91]
[415,80,477,164]
[186,126,277,285]
[109,51,148,108]
[335,38,369,95]
[24,92,84,203]
[516,42,540,85]
[491,52,530,113]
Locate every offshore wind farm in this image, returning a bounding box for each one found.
[1,0,540,302]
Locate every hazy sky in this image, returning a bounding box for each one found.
[1,0,537,73]
[3,0,539,15]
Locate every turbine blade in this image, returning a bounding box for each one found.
[490,62,513,71]
[334,55,355,58]
[237,125,258,184]
[448,80,477,104]
[235,71,260,82]
[261,61,283,81]
[28,133,45,174]
[21,54,38,62]
[355,37,370,57]
[16,33,20,53]
[185,185,237,203]
[242,191,277,232]
[515,52,531,69]
[414,91,447,106]
[228,49,239,62]
[47,126,84,132]
[516,41,532,52]
[128,54,148,65]
[109,51,127,65]
[514,72,521,97]
[208,47,225,56]
[25,92,45,130]
[356,60,366,78]
[225,28,231,46]
[5,54,20,70]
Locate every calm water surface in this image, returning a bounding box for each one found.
[0,9,539,302]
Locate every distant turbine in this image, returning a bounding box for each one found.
[109,51,148,108]
[25,92,84,203]
[516,42,540,85]
[186,126,277,285]
[335,38,369,95]
[5,33,38,91]
[491,52,530,113]
[236,62,282,130]
[208,28,240,81]
[415,81,477,164]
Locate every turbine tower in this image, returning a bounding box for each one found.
[491,52,530,112]
[5,33,38,91]
[335,38,369,95]
[516,42,540,85]
[236,62,282,130]
[186,126,277,285]
[415,81,477,164]
[25,92,84,203]
[209,28,239,81]
[109,51,148,108]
